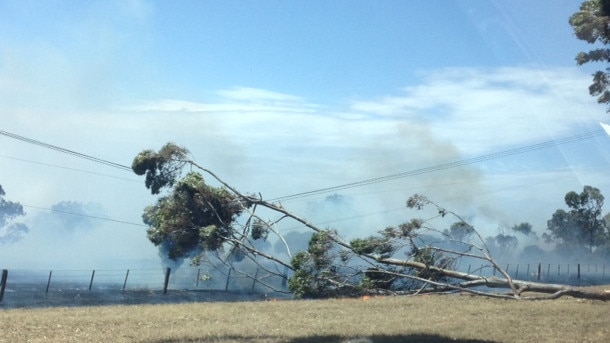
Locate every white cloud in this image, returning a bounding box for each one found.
[349,67,605,155]
[216,87,305,104]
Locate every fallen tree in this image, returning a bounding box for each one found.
[132,143,610,301]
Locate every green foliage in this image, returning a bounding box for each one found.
[492,234,519,254]
[251,219,269,240]
[570,0,610,110]
[142,171,247,260]
[381,220,422,239]
[362,268,396,289]
[511,222,534,236]
[443,221,475,242]
[349,237,394,258]
[0,184,28,244]
[289,219,457,297]
[132,143,190,194]
[544,185,609,254]
[288,231,341,298]
[0,185,25,227]
[413,248,455,281]
[406,194,429,210]
[287,251,318,298]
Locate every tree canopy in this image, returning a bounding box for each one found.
[570,0,610,111]
[0,185,28,244]
[544,185,609,255]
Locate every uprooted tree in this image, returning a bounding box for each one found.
[132,143,610,300]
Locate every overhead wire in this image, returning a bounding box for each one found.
[1,128,607,226]
[268,129,606,202]
[0,154,140,183]
[0,130,132,171]
[22,204,147,227]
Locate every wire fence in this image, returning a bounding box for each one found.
[464,262,610,285]
[0,266,289,308]
[1,262,609,308]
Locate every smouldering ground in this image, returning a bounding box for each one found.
[1,294,609,343]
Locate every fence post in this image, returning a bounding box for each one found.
[225,268,232,292]
[45,270,53,295]
[526,264,530,277]
[577,264,581,280]
[282,266,288,288]
[163,267,171,294]
[251,268,259,291]
[515,264,519,278]
[122,269,130,291]
[196,269,201,287]
[537,263,541,281]
[89,270,95,291]
[0,269,7,303]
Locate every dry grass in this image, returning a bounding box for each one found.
[1,294,610,343]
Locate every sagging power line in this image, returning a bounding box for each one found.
[0,130,132,171]
[268,129,607,202]
[2,127,606,206]
[22,204,147,227]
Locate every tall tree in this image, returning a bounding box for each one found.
[0,184,28,244]
[443,221,475,242]
[570,0,610,111]
[544,185,609,254]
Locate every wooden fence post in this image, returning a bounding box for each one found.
[577,264,581,280]
[163,267,171,294]
[0,269,7,303]
[282,266,288,288]
[45,270,53,295]
[89,270,95,291]
[122,269,130,291]
[537,263,541,281]
[196,269,201,287]
[225,269,232,292]
[251,268,259,291]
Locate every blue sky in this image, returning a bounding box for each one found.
[1,0,609,269]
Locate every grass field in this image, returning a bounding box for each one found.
[1,293,610,343]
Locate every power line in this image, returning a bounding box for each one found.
[3,127,606,209]
[269,129,606,202]
[0,130,132,171]
[0,154,140,183]
[22,204,147,227]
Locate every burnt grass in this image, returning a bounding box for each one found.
[0,283,286,309]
